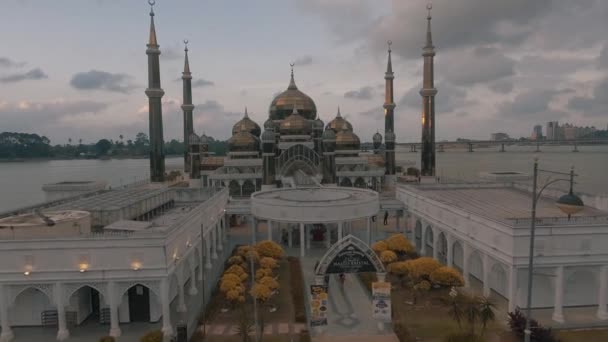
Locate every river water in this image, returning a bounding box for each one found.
[0,146,606,212]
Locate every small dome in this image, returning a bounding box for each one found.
[232,108,261,137]
[314,114,324,130]
[373,131,383,143]
[335,127,360,150]
[189,133,200,145]
[322,128,336,140]
[269,70,317,120]
[228,131,260,152]
[280,107,312,135]
[261,129,275,142]
[264,118,275,131]
[200,133,210,144]
[325,107,353,133]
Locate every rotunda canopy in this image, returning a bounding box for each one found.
[325,107,353,133]
[280,107,312,135]
[269,69,317,120]
[335,126,360,151]
[228,131,260,152]
[232,108,261,137]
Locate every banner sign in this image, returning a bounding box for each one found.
[372,281,391,322]
[326,244,377,274]
[310,284,329,326]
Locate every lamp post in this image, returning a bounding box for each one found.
[523,158,584,342]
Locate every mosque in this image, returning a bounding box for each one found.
[1,2,608,342]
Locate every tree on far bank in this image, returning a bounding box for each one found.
[95,139,112,155]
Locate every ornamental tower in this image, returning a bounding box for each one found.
[261,118,276,189]
[145,1,165,182]
[383,41,396,176]
[181,40,195,173]
[420,4,438,177]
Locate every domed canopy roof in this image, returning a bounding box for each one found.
[200,133,210,144]
[325,107,353,133]
[322,128,336,140]
[228,131,260,152]
[314,113,324,130]
[335,127,360,151]
[261,129,275,142]
[373,131,383,143]
[189,132,200,145]
[232,108,261,137]
[269,69,317,120]
[264,117,275,131]
[280,107,312,135]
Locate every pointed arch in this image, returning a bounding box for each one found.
[315,234,385,276]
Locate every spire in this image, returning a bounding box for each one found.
[244,107,249,118]
[386,40,393,75]
[288,63,297,89]
[183,40,191,74]
[337,106,341,117]
[148,0,158,47]
[425,3,434,49]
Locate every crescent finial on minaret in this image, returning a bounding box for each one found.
[427,3,432,18]
[149,0,156,15]
[184,39,189,51]
[288,63,297,90]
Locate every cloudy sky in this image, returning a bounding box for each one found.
[0,0,606,144]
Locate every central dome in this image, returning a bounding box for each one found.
[269,71,317,120]
[280,107,312,135]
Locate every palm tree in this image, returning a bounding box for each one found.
[442,293,464,330]
[464,295,480,336]
[68,138,72,145]
[479,296,496,337]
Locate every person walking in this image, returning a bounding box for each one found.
[383,211,389,225]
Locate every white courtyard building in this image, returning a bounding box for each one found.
[0,186,229,341]
[398,181,608,323]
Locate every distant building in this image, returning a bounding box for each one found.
[546,121,560,140]
[531,125,543,140]
[562,123,597,140]
[491,133,510,141]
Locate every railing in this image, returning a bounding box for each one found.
[508,215,608,228]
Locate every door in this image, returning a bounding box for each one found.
[128,285,150,322]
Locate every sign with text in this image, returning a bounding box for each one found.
[372,281,392,322]
[310,284,329,326]
[326,244,377,274]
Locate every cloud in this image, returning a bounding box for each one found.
[517,54,592,75]
[0,57,26,68]
[0,99,108,132]
[398,82,473,114]
[193,79,214,88]
[294,55,314,66]
[488,79,514,94]
[600,44,608,69]
[0,68,48,83]
[70,70,135,93]
[496,88,572,120]
[160,45,183,61]
[442,47,516,85]
[344,86,375,100]
[567,77,608,116]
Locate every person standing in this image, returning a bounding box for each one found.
[383,211,389,225]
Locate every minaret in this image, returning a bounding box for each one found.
[420,3,438,177]
[145,1,165,182]
[322,129,337,185]
[181,40,195,173]
[384,41,396,176]
[261,120,276,189]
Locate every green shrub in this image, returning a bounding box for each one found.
[139,330,163,342]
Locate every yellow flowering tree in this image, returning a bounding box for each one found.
[225,264,248,282]
[255,267,273,281]
[250,283,273,303]
[256,240,285,259]
[405,257,442,282]
[260,256,279,269]
[388,261,409,288]
[380,250,398,264]
[372,241,389,254]
[430,266,465,287]
[385,234,416,255]
[227,255,244,266]
[259,276,280,292]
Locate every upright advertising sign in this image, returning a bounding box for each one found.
[372,281,391,322]
[310,284,329,326]
[326,244,377,274]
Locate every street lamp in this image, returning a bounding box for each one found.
[524,158,584,342]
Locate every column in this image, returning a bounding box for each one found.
[446,235,453,267]
[299,223,305,257]
[160,278,174,337]
[482,254,491,297]
[177,278,187,313]
[420,224,427,256]
[211,225,218,259]
[462,243,471,288]
[508,266,518,312]
[597,266,608,319]
[189,265,198,296]
[222,215,228,243]
[205,234,212,269]
[338,222,343,240]
[325,224,331,248]
[198,245,204,281]
[552,266,565,323]
[366,216,372,245]
[432,229,439,260]
[250,216,257,244]
[55,283,70,341]
[306,225,311,250]
[216,222,223,253]
[107,281,122,337]
[267,220,273,241]
[395,212,400,232]
[288,226,293,248]
[0,284,13,342]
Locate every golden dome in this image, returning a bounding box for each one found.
[280,107,312,135]
[232,108,261,137]
[269,71,317,120]
[335,127,360,150]
[228,131,260,152]
[325,107,353,132]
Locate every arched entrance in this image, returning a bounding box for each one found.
[67,285,105,325]
[414,221,422,252]
[10,287,54,326]
[315,235,386,276]
[424,226,434,257]
[436,232,447,265]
